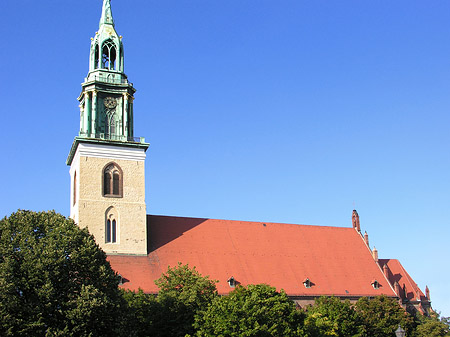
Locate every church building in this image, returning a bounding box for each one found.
[67,0,431,315]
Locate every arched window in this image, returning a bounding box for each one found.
[101,40,117,70]
[105,207,118,243]
[73,172,77,206]
[103,163,122,197]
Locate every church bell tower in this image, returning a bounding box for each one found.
[67,0,149,255]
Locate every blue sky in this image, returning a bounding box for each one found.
[1,0,449,316]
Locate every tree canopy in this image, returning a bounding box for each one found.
[0,210,123,337]
[355,295,414,337]
[153,263,218,337]
[303,296,361,337]
[415,311,450,337]
[193,284,305,337]
[120,263,219,337]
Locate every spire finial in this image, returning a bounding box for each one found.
[99,0,115,28]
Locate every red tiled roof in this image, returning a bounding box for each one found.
[107,215,396,297]
[378,258,426,302]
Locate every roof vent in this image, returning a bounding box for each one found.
[227,276,236,288]
[118,273,123,286]
[303,278,313,288]
[371,279,380,289]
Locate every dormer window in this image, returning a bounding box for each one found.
[227,276,236,288]
[303,278,312,288]
[371,280,380,289]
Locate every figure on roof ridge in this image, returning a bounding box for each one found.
[372,247,378,262]
[364,231,369,247]
[352,209,361,232]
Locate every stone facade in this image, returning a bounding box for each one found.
[69,142,147,255]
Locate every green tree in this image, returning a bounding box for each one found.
[0,210,123,337]
[415,311,450,337]
[355,295,414,337]
[120,289,162,337]
[441,316,450,336]
[304,296,361,337]
[154,263,218,337]
[193,284,305,337]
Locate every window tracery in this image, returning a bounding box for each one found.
[103,163,122,197]
[105,207,118,243]
[101,39,117,70]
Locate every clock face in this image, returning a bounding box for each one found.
[104,97,117,109]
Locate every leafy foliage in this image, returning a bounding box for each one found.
[0,210,123,337]
[415,311,450,337]
[355,295,414,337]
[193,284,305,337]
[120,289,161,337]
[153,263,218,337]
[303,296,361,337]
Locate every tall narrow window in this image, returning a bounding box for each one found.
[105,114,116,139]
[105,207,118,244]
[103,163,122,197]
[73,172,77,206]
[113,172,120,195]
[104,171,111,195]
[112,219,117,243]
[106,219,111,242]
[105,219,117,243]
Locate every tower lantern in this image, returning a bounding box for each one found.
[67,0,149,255]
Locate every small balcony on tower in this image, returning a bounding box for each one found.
[85,71,131,85]
[78,132,146,144]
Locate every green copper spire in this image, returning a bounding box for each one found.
[66,0,148,167]
[99,0,115,28]
[89,0,123,74]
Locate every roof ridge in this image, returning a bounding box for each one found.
[148,214,352,229]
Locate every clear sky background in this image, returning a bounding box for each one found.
[1,0,449,316]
